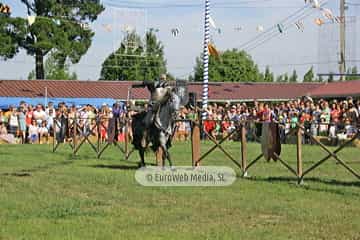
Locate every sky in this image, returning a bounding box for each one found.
[0,0,359,81]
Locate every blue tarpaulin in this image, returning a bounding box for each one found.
[0,97,122,109]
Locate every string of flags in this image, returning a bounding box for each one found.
[26,15,90,30]
[23,0,346,38]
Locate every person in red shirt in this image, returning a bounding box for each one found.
[330,102,341,124]
[25,105,33,127]
[203,114,216,139]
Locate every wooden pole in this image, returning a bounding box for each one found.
[296,125,303,184]
[97,118,101,159]
[52,118,56,152]
[241,124,248,176]
[73,115,77,155]
[124,117,128,160]
[191,120,201,167]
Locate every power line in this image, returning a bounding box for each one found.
[244,0,330,52]
[237,3,312,51]
[103,0,303,9]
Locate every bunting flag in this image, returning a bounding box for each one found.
[321,8,334,20]
[208,43,220,60]
[311,0,320,8]
[314,18,324,26]
[295,21,304,31]
[256,25,264,32]
[209,16,217,29]
[277,23,284,33]
[171,28,179,36]
[334,16,344,23]
[27,15,36,26]
[80,23,90,30]
[102,24,112,32]
[234,26,243,31]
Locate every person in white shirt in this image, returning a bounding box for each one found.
[28,120,39,143]
[33,104,47,127]
[38,121,49,144]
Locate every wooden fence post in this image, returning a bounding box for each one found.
[96,118,101,159]
[52,118,56,152]
[241,124,248,176]
[191,120,201,167]
[73,115,77,155]
[124,117,129,160]
[297,125,303,184]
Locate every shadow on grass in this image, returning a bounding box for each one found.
[2,161,73,177]
[248,176,360,187]
[90,164,139,170]
[247,176,360,197]
[90,162,159,170]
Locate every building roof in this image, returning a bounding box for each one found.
[308,80,360,98]
[0,79,359,102]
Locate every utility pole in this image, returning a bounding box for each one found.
[339,0,346,81]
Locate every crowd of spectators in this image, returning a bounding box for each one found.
[0,97,359,145]
[196,97,360,143]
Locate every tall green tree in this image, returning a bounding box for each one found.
[317,75,324,82]
[28,52,77,80]
[193,49,262,82]
[0,0,104,79]
[283,73,289,83]
[0,4,27,59]
[100,29,167,81]
[303,66,315,82]
[276,74,284,83]
[263,66,274,82]
[346,66,358,81]
[289,70,298,82]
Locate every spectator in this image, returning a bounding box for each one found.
[39,120,49,144]
[8,106,19,136]
[18,106,27,143]
[28,120,39,144]
[0,109,7,125]
[0,121,16,143]
[33,104,47,127]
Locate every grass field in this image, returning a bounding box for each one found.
[1,141,360,240]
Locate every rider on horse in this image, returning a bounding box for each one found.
[141,74,172,146]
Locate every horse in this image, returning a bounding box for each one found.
[131,93,180,167]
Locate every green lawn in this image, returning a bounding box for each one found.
[0,142,360,240]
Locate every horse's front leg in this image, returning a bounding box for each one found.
[138,149,146,168]
[161,146,172,167]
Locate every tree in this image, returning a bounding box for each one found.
[346,66,358,81]
[100,30,167,81]
[328,72,334,82]
[193,49,262,82]
[263,66,274,82]
[28,52,77,80]
[289,70,298,82]
[317,75,324,82]
[283,73,289,83]
[0,6,27,59]
[303,66,315,82]
[0,0,104,79]
[276,74,284,83]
